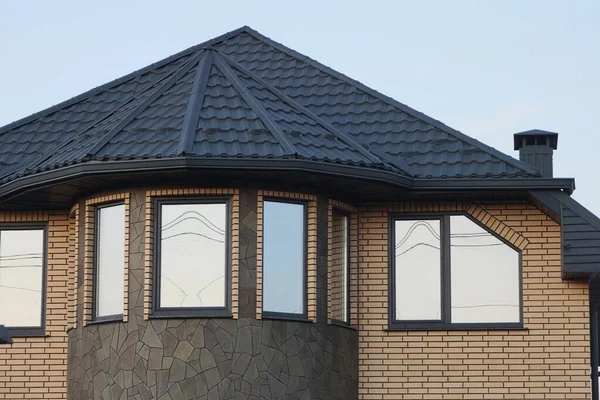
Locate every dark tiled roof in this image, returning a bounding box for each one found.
[0,26,539,184]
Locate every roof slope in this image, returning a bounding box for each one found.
[0,26,540,184]
[0,48,398,183]
[532,190,600,277]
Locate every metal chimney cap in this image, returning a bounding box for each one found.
[514,129,558,150]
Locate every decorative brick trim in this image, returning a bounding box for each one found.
[386,201,529,251]
[465,204,530,250]
[256,190,318,322]
[327,200,358,325]
[0,211,70,399]
[67,204,79,330]
[144,189,240,320]
[83,193,130,325]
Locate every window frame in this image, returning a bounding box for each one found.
[331,208,351,326]
[261,197,309,322]
[0,223,48,337]
[152,196,232,318]
[388,212,523,331]
[92,201,126,323]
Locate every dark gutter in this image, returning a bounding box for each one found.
[413,177,575,194]
[0,158,576,201]
[0,325,12,345]
[0,158,414,200]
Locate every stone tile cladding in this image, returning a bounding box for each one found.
[357,201,590,399]
[84,193,131,324]
[327,200,358,325]
[68,188,358,399]
[143,189,240,320]
[256,191,318,321]
[0,211,70,399]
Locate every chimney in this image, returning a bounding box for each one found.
[513,129,558,177]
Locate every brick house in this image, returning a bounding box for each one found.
[0,26,598,399]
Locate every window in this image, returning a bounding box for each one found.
[390,214,521,330]
[154,198,230,317]
[94,203,125,321]
[0,226,46,336]
[331,210,350,323]
[262,200,306,319]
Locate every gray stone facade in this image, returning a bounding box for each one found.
[67,189,358,399]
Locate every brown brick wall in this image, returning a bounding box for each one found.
[357,201,590,399]
[0,211,69,399]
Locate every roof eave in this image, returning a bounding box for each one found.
[0,158,413,201]
[0,158,576,202]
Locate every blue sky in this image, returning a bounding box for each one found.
[1,1,598,213]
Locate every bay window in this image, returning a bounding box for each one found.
[331,209,350,324]
[262,200,306,319]
[153,198,230,317]
[94,203,125,321]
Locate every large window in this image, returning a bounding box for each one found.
[262,200,306,319]
[331,210,350,323]
[94,203,125,321]
[154,198,230,317]
[390,214,521,330]
[0,226,46,336]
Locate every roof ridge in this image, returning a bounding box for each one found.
[213,53,296,156]
[240,26,539,177]
[178,51,214,155]
[219,52,410,176]
[85,52,204,156]
[0,26,252,136]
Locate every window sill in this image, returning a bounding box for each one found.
[87,316,124,326]
[151,309,233,319]
[262,312,312,323]
[6,327,46,338]
[331,320,357,331]
[387,322,526,332]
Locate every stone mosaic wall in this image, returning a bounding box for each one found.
[68,188,358,399]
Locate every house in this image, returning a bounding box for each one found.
[0,25,598,400]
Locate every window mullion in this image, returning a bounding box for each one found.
[442,215,452,324]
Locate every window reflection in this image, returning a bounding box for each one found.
[394,219,441,320]
[450,215,519,323]
[95,204,125,318]
[159,202,227,308]
[0,229,44,327]
[263,201,305,315]
[331,211,349,323]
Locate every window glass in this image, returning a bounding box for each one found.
[159,202,227,308]
[450,215,520,323]
[331,211,349,322]
[263,201,305,315]
[394,219,441,320]
[0,229,44,327]
[95,204,125,318]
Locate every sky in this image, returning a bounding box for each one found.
[0,1,598,213]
